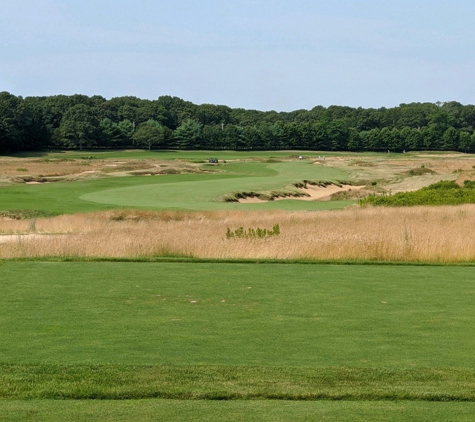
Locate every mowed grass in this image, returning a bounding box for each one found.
[2,261,475,420]
[3,149,381,160]
[4,261,475,367]
[0,159,351,213]
[2,400,475,422]
[1,262,475,401]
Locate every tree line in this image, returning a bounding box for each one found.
[1,91,475,153]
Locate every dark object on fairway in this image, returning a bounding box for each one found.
[209,158,218,163]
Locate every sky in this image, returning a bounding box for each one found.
[1,0,474,111]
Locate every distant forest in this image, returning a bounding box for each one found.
[1,91,475,153]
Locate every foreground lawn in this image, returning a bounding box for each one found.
[2,400,475,422]
[1,262,475,402]
[1,262,475,368]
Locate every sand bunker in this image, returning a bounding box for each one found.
[238,184,365,203]
[292,184,365,201]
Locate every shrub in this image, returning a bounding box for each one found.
[226,224,280,239]
[359,181,475,207]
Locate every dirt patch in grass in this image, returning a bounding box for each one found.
[0,157,210,184]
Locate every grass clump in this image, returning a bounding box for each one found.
[360,180,475,207]
[0,209,60,220]
[405,167,436,176]
[226,224,280,239]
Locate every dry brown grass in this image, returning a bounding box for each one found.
[0,158,206,184]
[1,206,475,262]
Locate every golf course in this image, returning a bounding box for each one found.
[2,150,475,421]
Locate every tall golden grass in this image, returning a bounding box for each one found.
[1,206,475,262]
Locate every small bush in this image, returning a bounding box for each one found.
[80,155,98,160]
[359,180,475,207]
[406,167,436,176]
[226,224,280,239]
[16,168,28,172]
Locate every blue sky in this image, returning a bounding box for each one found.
[1,0,474,111]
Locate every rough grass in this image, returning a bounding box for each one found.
[3,205,475,262]
[3,400,475,422]
[2,365,475,401]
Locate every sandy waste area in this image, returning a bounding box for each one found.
[238,184,365,203]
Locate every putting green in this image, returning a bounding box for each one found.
[80,162,349,210]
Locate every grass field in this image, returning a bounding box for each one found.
[0,156,352,213]
[2,149,475,214]
[1,262,475,419]
[1,262,475,374]
[2,150,475,420]
[2,400,475,422]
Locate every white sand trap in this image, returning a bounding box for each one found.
[237,184,365,203]
[239,196,267,203]
[25,181,43,184]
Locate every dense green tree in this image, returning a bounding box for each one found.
[421,126,439,150]
[347,128,361,151]
[133,120,164,150]
[364,128,381,151]
[327,120,348,150]
[1,92,475,152]
[458,131,473,152]
[117,120,135,146]
[442,127,459,151]
[100,118,122,147]
[58,104,99,150]
[174,119,202,149]
[401,127,422,151]
[0,92,27,151]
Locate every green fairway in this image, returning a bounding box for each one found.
[1,262,474,367]
[2,261,475,419]
[3,149,374,160]
[2,262,474,367]
[1,262,475,402]
[0,159,350,212]
[2,400,475,422]
[80,161,348,210]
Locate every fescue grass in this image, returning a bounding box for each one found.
[2,205,475,262]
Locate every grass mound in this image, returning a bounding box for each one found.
[403,167,436,176]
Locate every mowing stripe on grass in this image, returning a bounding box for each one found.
[1,365,475,401]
